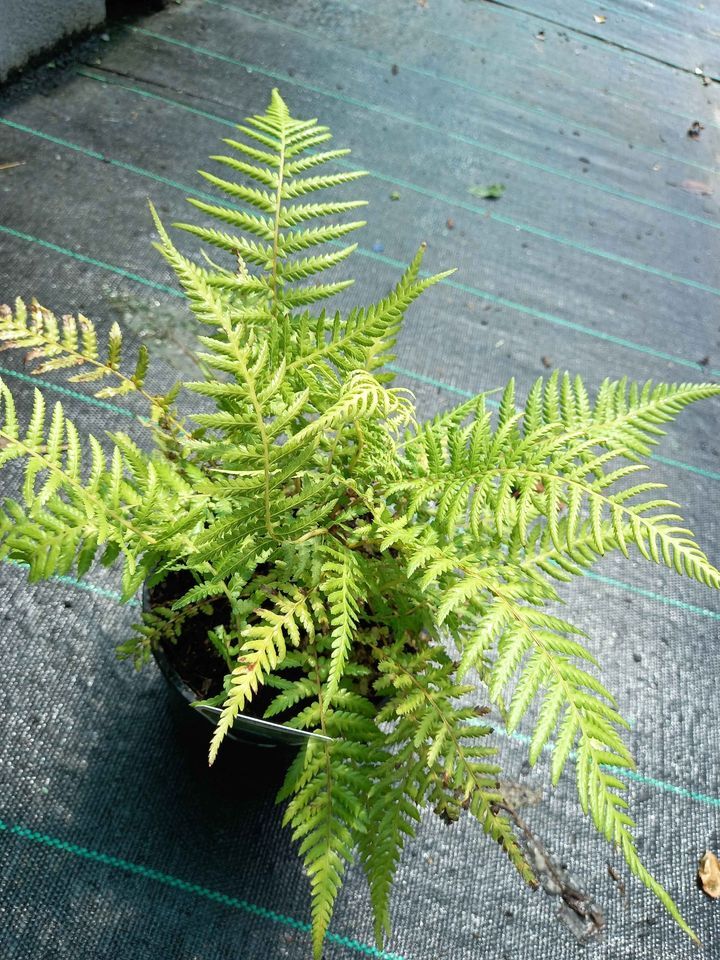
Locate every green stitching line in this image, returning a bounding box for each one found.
[500,729,720,808]
[0,118,225,208]
[131,25,720,233]
[7,110,719,378]
[75,69,241,127]
[207,0,719,177]
[0,224,181,298]
[586,570,720,621]
[4,559,137,606]
[3,169,720,474]
[650,454,720,482]
[352,243,720,376]
[386,364,475,398]
[0,361,134,419]
[338,0,720,131]
[0,818,406,960]
[73,69,720,301]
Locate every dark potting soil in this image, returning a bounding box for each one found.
[148,571,283,720]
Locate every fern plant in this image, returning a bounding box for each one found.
[1,90,718,956]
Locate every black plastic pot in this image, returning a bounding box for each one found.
[145,583,331,752]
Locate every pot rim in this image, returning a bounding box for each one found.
[144,580,332,749]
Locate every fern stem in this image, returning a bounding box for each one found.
[269,121,287,323]
[249,379,276,538]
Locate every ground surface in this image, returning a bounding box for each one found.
[0,1,719,958]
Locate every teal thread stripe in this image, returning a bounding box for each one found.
[488,212,720,300]
[650,453,720,482]
[4,213,720,484]
[0,224,181,299]
[0,361,134,419]
[339,0,720,131]
[5,204,718,381]
[585,570,720,621]
[467,0,698,68]
[3,558,135,605]
[499,730,720,808]
[353,244,720,378]
[386,364,475,398]
[129,25,720,233]
[77,70,243,128]
[0,818,407,960]
[73,69,720,303]
[207,0,718,177]
[6,108,718,378]
[0,118,228,205]
[4,210,720,483]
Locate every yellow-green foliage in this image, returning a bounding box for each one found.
[1,90,718,956]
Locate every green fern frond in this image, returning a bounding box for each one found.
[172,87,368,328]
[0,299,182,430]
[208,587,314,764]
[375,646,534,885]
[320,542,364,702]
[280,682,380,959]
[4,90,717,955]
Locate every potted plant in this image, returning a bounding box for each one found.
[0,89,717,957]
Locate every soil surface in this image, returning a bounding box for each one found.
[148,571,281,720]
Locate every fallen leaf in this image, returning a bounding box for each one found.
[541,355,552,368]
[593,14,606,23]
[0,161,24,171]
[469,183,506,200]
[389,191,400,201]
[446,218,455,229]
[679,179,713,196]
[698,851,720,898]
[391,64,399,76]
[698,355,710,367]
[687,120,704,139]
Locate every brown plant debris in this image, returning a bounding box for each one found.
[498,803,605,942]
[698,851,720,898]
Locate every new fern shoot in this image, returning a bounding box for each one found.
[1,90,719,957]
